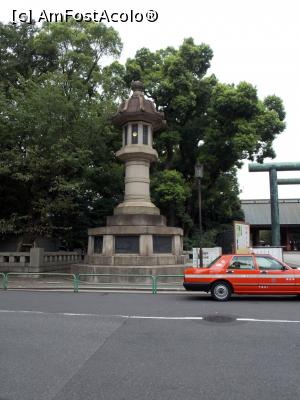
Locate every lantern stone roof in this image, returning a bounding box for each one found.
[112,81,165,131]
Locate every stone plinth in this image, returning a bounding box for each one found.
[106,214,166,226]
[81,213,184,268]
[72,212,186,279]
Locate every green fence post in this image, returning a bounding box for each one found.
[151,276,155,294]
[74,275,79,293]
[153,276,157,294]
[3,273,8,290]
[153,274,185,294]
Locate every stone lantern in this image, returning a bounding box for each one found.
[74,81,185,279]
[112,80,163,216]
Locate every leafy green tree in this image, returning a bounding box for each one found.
[0,20,124,247]
[125,38,286,246]
[0,22,40,93]
[151,170,192,227]
[0,26,286,250]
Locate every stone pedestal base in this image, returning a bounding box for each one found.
[75,213,186,280]
[114,201,160,215]
[86,254,186,267]
[107,214,166,226]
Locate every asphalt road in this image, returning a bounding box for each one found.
[1,291,300,400]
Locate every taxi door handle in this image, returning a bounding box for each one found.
[227,270,234,274]
[260,271,267,274]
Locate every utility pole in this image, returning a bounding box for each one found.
[195,162,204,267]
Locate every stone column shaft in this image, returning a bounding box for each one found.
[124,160,150,202]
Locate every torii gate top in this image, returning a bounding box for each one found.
[249,162,300,172]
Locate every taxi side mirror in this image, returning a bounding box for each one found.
[281,265,288,271]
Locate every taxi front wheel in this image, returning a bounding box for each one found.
[211,281,232,301]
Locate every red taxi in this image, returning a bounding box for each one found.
[183,254,300,301]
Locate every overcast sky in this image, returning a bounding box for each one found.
[2,0,300,199]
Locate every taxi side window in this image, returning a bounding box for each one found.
[228,256,254,270]
[256,256,283,271]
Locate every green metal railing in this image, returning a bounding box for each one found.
[1,272,78,292]
[153,274,184,294]
[1,272,7,290]
[0,272,185,294]
[77,273,155,293]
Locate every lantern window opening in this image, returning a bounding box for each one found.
[124,125,128,146]
[131,123,139,144]
[143,125,149,145]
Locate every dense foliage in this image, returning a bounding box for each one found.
[125,39,285,245]
[0,22,286,249]
[0,21,125,247]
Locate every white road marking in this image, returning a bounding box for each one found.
[61,312,99,317]
[0,309,45,314]
[115,315,204,320]
[1,309,300,323]
[236,318,300,323]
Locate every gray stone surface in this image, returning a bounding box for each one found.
[88,225,183,235]
[106,214,167,226]
[116,144,158,162]
[83,254,186,267]
[114,204,160,215]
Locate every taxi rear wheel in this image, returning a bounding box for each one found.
[211,281,232,301]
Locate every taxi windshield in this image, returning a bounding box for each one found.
[207,256,222,268]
